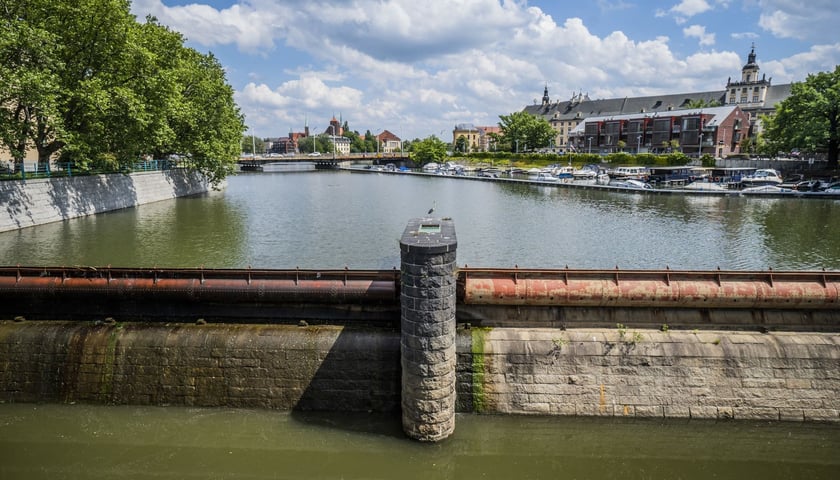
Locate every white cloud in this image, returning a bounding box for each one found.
[131,0,280,51]
[757,0,840,43]
[683,24,715,46]
[761,43,840,83]
[131,0,840,139]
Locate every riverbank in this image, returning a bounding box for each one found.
[0,169,217,233]
[343,165,840,198]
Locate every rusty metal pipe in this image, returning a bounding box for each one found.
[0,267,399,305]
[460,268,840,309]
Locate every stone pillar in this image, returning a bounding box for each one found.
[399,217,457,442]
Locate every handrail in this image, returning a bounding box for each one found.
[0,266,400,305]
[458,267,840,309]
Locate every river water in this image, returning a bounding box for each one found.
[1,170,839,270]
[1,170,839,478]
[1,404,838,479]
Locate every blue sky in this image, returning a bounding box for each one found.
[130,0,840,141]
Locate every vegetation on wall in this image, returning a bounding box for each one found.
[0,0,245,184]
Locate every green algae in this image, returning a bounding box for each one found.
[471,327,491,413]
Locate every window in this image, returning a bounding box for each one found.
[752,95,758,103]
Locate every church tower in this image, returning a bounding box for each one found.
[541,85,550,107]
[725,45,770,107]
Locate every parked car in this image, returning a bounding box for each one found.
[307,152,322,157]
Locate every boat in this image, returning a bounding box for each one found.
[422,162,440,173]
[740,169,783,187]
[741,184,793,194]
[572,164,600,180]
[609,178,652,189]
[648,166,694,187]
[555,165,575,181]
[682,181,729,191]
[529,172,559,183]
[610,166,648,180]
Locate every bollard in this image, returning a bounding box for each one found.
[399,217,458,442]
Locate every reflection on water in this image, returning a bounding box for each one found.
[0,403,837,480]
[0,171,838,270]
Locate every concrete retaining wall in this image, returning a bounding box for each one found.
[457,328,840,422]
[0,321,401,412]
[0,169,214,232]
[1,320,836,422]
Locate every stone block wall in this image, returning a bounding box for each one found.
[457,327,840,422]
[0,321,401,412]
[1,321,838,423]
[0,170,213,232]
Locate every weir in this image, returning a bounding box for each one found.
[1,219,839,441]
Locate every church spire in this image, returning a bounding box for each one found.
[542,84,550,106]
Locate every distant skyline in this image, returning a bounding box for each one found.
[130,0,840,141]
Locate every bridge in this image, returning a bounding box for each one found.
[238,153,412,170]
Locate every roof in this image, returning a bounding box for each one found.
[525,84,792,123]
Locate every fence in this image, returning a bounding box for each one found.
[0,159,182,182]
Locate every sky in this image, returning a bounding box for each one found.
[129,0,840,141]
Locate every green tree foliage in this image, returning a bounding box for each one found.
[240,135,265,154]
[498,111,555,152]
[0,0,244,183]
[685,98,721,109]
[297,136,331,154]
[411,136,448,165]
[763,65,840,168]
[454,135,468,153]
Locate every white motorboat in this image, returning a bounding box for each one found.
[529,172,559,183]
[609,178,652,189]
[683,181,729,191]
[741,169,783,187]
[572,164,600,179]
[741,185,794,194]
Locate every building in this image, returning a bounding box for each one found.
[524,46,792,153]
[453,124,502,152]
[569,105,751,158]
[320,116,351,155]
[376,130,402,153]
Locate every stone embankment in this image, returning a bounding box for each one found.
[0,169,215,232]
[0,321,835,423]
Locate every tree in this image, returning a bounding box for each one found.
[0,0,244,182]
[454,135,467,153]
[763,65,840,168]
[685,98,721,109]
[411,136,447,165]
[498,111,555,152]
[297,136,330,154]
[240,135,265,155]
